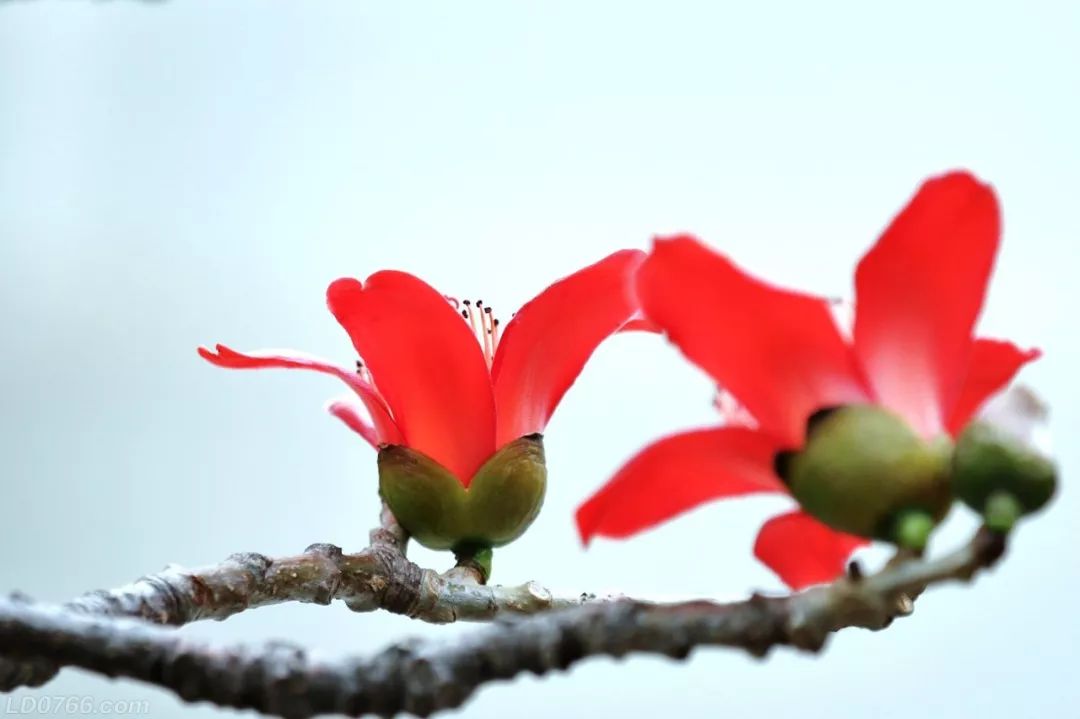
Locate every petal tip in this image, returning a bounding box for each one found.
[197,344,231,364]
[324,397,380,448]
[574,506,598,548]
[650,233,704,252]
[325,276,364,305]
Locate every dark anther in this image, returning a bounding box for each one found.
[493,319,500,326]
[463,299,471,306]
[773,450,795,485]
[355,360,364,371]
[476,299,483,307]
[484,306,492,314]
[461,310,469,319]
[847,560,864,581]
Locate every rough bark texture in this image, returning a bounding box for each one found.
[0,508,607,691]
[0,529,1006,718]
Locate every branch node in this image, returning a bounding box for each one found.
[304,543,344,560]
[226,552,273,577]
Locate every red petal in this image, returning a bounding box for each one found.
[327,272,496,483]
[753,510,868,590]
[618,314,662,333]
[491,250,646,446]
[326,399,380,448]
[638,235,869,445]
[853,171,1000,437]
[575,427,786,544]
[946,338,1041,435]
[197,344,402,445]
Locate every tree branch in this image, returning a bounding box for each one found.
[0,528,1006,718]
[0,507,607,691]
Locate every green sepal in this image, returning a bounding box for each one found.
[378,434,547,552]
[951,420,1057,522]
[462,434,547,545]
[786,405,953,541]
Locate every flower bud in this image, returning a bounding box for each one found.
[784,405,953,546]
[951,387,1057,531]
[378,434,547,552]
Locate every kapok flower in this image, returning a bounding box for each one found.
[201,249,645,558]
[575,171,1041,589]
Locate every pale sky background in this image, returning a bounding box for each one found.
[1,2,1078,718]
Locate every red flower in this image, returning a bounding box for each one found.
[199,249,645,485]
[575,171,1040,590]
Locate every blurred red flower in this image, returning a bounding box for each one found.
[576,171,1040,589]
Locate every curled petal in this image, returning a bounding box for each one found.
[638,235,870,445]
[197,344,402,445]
[327,272,496,483]
[325,398,380,448]
[854,171,1000,437]
[492,249,646,446]
[753,510,868,590]
[576,427,786,544]
[946,338,1041,435]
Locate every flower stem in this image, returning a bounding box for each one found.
[452,545,493,584]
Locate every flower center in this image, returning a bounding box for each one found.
[451,298,502,369]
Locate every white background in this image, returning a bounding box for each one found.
[2,2,1077,717]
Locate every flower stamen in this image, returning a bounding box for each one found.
[456,297,502,369]
[355,360,374,385]
[482,306,495,362]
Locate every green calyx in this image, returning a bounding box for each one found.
[377,434,547,554]
[784,405,953,545]
[951,420,1057,529]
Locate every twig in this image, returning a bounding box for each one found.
[0,529,1007,718]
[0,507,607,691]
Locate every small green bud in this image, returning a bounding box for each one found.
[893,509,935,552]
[951,387,1057,526]
[983,491,1023,534]
[377,434,547,553]
[785,405,953,542]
